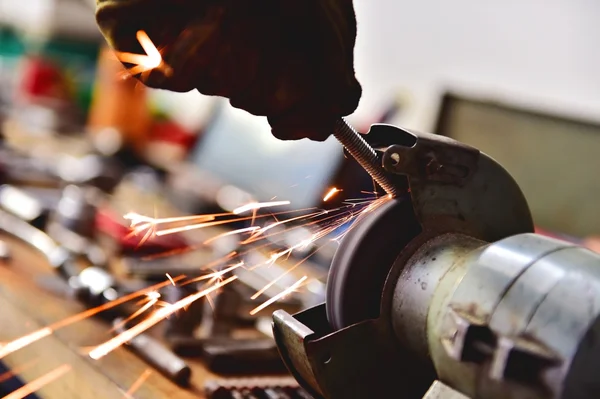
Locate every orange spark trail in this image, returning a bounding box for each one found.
[153,216,263,236]
[250,276,307,315]
[166,273,176,286]
[124,212,218,228]
[0,360,39,384]
[232,201,291,215]
[262,218,348,266]
[136,31,161,64]
[239,206,359,245]
[183,262,245,286]
[0,330,52,360]
[112,294,159,333]
[241,211,325,244]
[251,248,321,300]
[203,226,260,244]
[323,187,341,202]
[134,207,319,242]
[1,364,71,399]
[0,278,183,359]
[123,369,152,398]
[115,31,170,77]
[333,195,392,241]
[89,276,238,360]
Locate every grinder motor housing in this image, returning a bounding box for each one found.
[272,125,600,399]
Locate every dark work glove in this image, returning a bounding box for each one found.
[96,0,362,141]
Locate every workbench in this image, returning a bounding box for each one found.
[0,232,287,398]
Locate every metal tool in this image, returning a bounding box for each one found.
[332,118,398,197]
[170,335,286,375]
[165,282,291,374]
[0,208,69,268]
[272,124,600,399]
[113,318,192,386]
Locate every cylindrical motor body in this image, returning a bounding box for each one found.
[392,232,600,399]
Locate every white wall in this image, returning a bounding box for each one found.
[0,0,101,41]
[351,0,600,131]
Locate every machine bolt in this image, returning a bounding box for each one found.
[333,118,399,197]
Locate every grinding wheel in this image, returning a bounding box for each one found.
[326,196,421,330]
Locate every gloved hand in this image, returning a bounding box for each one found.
[95,0,362,141]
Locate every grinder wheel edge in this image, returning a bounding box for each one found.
[326,196,421,330]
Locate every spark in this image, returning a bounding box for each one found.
[0,360,39,385]
[0,278,184,359]
[132,207,317,241]
[267,242,306,265]
[203,226,261,245]
[152,215,272,237]
[241,211,325,244]
[232,201,290,215]
[115,31,171,78]
[89,276,237,360]
[112,292,162,333]
[123,369,152,398]
[323,187,341,202]
[250,276,307,316]
[2,191,388,375]
[165,273,176,286]
[205,292,216,310]
[1,364,71,399]
[261,217,348,267]
[124,212,218,244]
[344,196,380,202]
[251,248,321,300]
[332,195,392,241]
[124,212,217,228]
[183,262,245,285]
[0,329,53,360]
[136,31,161,64]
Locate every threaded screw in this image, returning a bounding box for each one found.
[333,118,398,197]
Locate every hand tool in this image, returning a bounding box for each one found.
[162,284,204,338]
[165,281,294,375]
[113,318,192,386]
[272,123,600,399]
[170,336,286,375]
[0,207,69,269]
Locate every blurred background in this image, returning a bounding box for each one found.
[1,0,599,238]
[0,0,599,396]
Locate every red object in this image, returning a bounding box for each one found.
[18,56,70,102]
[95,207,189,255]
[534,226,584,245]
[150,120,198,151]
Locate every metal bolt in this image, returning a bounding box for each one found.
[333,118,399,197]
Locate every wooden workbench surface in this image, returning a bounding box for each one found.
[0,233,237,399]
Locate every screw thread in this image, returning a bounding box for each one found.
[333,118,398,197]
